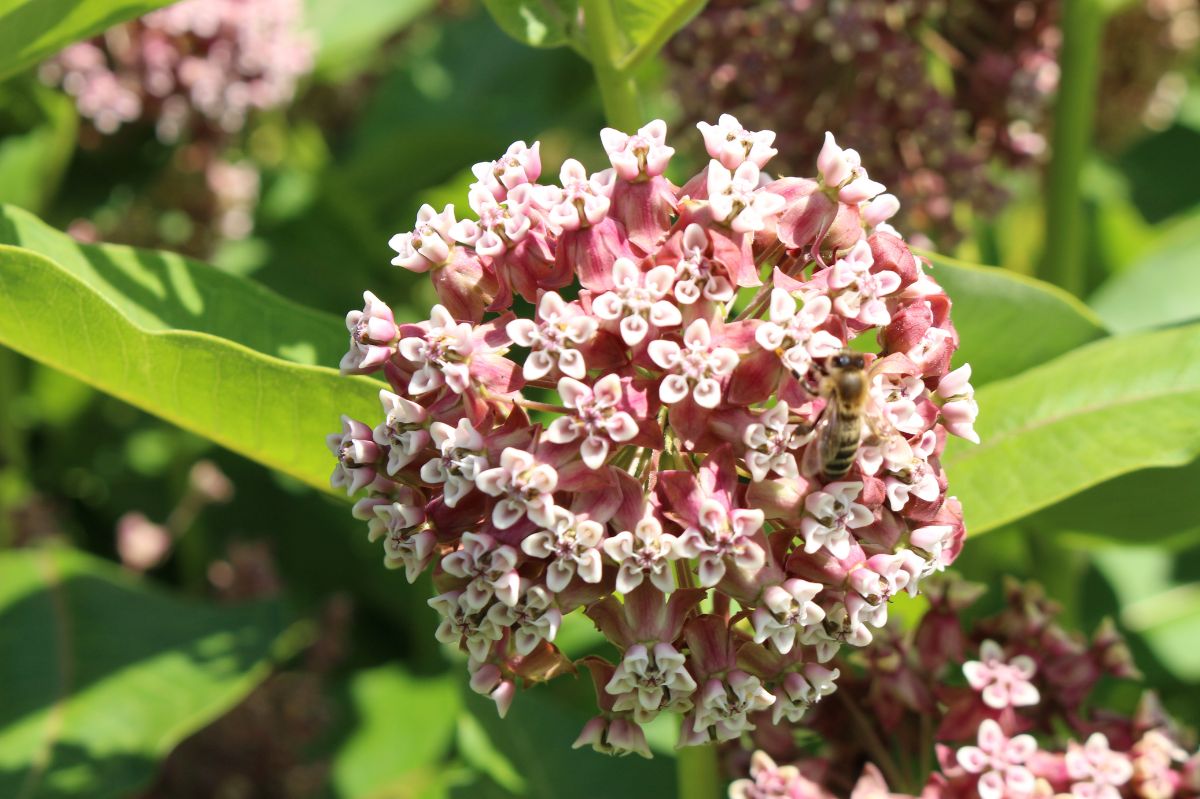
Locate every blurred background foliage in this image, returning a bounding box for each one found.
[0,0,1198,796]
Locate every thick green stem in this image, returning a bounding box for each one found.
[581,0,643,130]
[677,743,722,799]
[1039,0,1105,295]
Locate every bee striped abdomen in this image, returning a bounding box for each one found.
[822,412,861,478]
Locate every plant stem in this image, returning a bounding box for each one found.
[581,0,643,130]
[0,349,27,547]
[677,742,722,799]
[1039,0,1105,295]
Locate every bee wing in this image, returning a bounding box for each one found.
[801,402,839,478]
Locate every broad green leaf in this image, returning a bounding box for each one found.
[305,0,435,80]
[0,82,78,214]
[0,205,381,495]
[943,324,1200,535]
[0,0,175,81]
[482,0,579,49]
[1088,211,1200,334]
[926,253,1108,385]
[1034,459,1200,549]
[611,0,705,70]
[1091,547,1200,682]
[458,685,675,799]
[326,665,460,799]
[0,546,300,799]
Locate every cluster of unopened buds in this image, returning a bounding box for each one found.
[327,115,980,755]
[730,578,1200,798]
[40,0,312,140]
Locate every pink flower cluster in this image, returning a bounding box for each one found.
[327,117,979,755]
[729,578,1199,799]
[40,0,312,140]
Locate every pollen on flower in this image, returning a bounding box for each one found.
[326,117,977,753]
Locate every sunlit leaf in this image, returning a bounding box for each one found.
[1088,211,1200,334]
[482,0,579,49]
[943,323,1200,535]
[0,547,300,799]
[926,253,1108,385]
[0,0,175,81]
[0,205,381,495]
[326,665,460,799]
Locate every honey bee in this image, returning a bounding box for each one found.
[799,350,877,480]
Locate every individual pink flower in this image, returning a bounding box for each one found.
[475,448,559,529]
[419,419,487,507]
[826,239,901,326]
[1066,734,1134,799]
[505,291,596,380]
[327,416,383,495]
[389,204,456,272]
[751,579,826,654]
[486,581,561,656]
[675,498,766,587]
[818,131,887,204]
[690,670,776,743]
[730,752,831,799]
[772,664,840,724]
[451,187,534,257]
[671,223,736,306]
[545,375,640,469]
[429,590,505,661]
[648,318,739,409]
[368,499,434,582]
[600,119,675,181]
[340,290,398,374]
[397,305,475,394]
[696,114,778,170]
[963,639,1041,710]
[602,513,680,593]
[470,140,542,200]
[956,719,1040,799]
[605,642,696,722]
[755,289,842,378]
[441,531,522,609]
[938,364,981,444]
[707,161,786,233]
[799,481,873,559]
[521,508,605,592]
[743,401,814,482]
[539,158,614,231]
[372,390,430,476]
[592,257,682,345]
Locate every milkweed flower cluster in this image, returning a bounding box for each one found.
[40,0,313,140]
[327,117,978,755]
[667,0,1197,245]
[729,578,1200,799]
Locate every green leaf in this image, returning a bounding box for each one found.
[1033,459,1200,549]
[0,205,381,495]
[1088,211,1200,334]
[0,546,300,799]
[611,0,705,71]
[482,0,579,49]
[326,665,460,799]
[0,82,78,214]
[0,0,176,81]
[926,253,1108,385]
[943,323,1200,535]
[305,0,436,80]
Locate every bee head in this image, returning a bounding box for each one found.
[828,351,865,371]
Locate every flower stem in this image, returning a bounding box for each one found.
[1039,0,1105,296]
[581,0,644,130]
[836,691,908,791]
[677,742,722,799]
